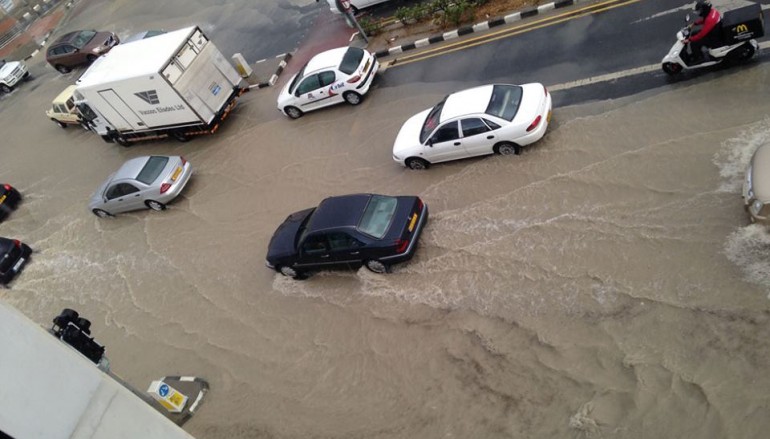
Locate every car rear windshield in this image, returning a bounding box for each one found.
[136,156,169,184]
[339,47,364,75]
[358,195,397,239]
[420,100,446,144]
[485,85,523,121]
[72,30,97,48]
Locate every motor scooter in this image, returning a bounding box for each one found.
[661,14,758,75]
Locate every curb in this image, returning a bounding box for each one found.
[373,0,585,58]
[22,31,52,61]
[248,52,293,89]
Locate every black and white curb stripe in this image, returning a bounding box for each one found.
[373,0,586,58]
[249,52,293,89]
[22,31,52,61]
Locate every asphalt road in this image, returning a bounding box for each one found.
[378,0,770,105]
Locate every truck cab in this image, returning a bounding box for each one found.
[46,85,85,129]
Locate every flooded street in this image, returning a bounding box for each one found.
[3,16,770,438]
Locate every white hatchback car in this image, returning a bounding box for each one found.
[325,0,391,14]
[277,46,379,119]
[392,83,552,170]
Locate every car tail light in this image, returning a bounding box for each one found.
[347,75,362,84]
[12,239,20,248]
[395,239,409,253]
[3,184,10,191]
[416,198,424,211]
[160,183,171,194]
[180,156,187,166]
[526,115,542,132]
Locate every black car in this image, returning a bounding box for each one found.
[0,184,22,222]
[0,237,32,286]
[266,194,428,279]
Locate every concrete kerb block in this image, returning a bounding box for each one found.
[377,0,586,60]
[247,52,293,90]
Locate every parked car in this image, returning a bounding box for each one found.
[0,237,32,286]
[89,156,192,217]
[392,83,553,170]
[743,143,770,224]
[46,30,119,73]
[0,59,29,93]
[0,184,22,222]
[277,46,379,119]
[46,85,85,129]
[325,0,390,14]
[266,193,428,279]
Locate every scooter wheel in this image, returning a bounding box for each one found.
[662,62,682,75]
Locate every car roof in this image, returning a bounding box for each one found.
[441,85,495,122]
[53,30,89,45]
[52,85,77,105]
[113,156,152,181]
[307,194,372,232]
[305,47,348,73]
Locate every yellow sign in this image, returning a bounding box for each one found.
[736,24,749,33]
[0,195,5,205]
[171,167,182,181]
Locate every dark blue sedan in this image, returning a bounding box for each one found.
[0,237,31,286]
[0,183,21,222]
[266,194,428,279]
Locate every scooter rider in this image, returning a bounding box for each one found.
[684,0,722,63]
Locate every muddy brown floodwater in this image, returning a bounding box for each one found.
[2,21,770,438]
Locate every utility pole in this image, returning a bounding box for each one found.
[334,0,369,45]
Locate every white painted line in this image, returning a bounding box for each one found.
[548,64,662,91]
[255,59,266,64]
[180,376,195,382]
[349,32,359,43]
[188,392,205,412]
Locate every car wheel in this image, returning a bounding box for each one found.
[343,91,362,105]
[495,142,521,156]
[76,317,92,333]
[0,84,10,94]
[171,130,189,142]
[60,308,79,322]
[145,200,166,211]
[662,62,682,76]
[365,260,389,274]
[279,265,305,279]
[55,64,71,74]
[92,208,112,218]
[405,157,430,170]
[86,54,97,62]
[52,118,67,129]
[284,106,303,119]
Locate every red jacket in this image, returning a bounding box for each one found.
[690,9,721,42]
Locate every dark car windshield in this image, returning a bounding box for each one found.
[136,156,169,184]
[288,63,307,94]
[72,30,97,48]
[420,100,445,144]
[358,195,397,239]
[339,47,364,75]
[485,85,523,121]
[296,209,317,248]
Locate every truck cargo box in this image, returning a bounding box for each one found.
[722,3,765,44]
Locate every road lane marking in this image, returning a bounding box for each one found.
[382,0,644,69]
[549,41,770,91]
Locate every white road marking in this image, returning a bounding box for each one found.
[632,0,769,24]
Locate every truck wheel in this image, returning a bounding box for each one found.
[171,131,189,142]
[284,106,302,119]
[343,91,362,105]
[55,64,71,74]
[145,200,166,211]
[0,84,10,93]
[51,118,67,129]
[113,135,131,147]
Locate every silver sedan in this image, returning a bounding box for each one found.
[89,156,192,217]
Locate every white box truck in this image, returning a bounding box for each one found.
[73,26,246,146]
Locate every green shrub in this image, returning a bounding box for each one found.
[358,16,382,36]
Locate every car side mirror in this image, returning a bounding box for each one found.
[427,139,434,147]
[685,14,690,22]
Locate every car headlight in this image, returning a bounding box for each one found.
[751,199,764,216]
[92,46,103,53]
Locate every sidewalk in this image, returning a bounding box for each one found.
[0,5,67,60]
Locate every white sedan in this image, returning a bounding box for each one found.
[392,83,552,170]
[277,46,379,119]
